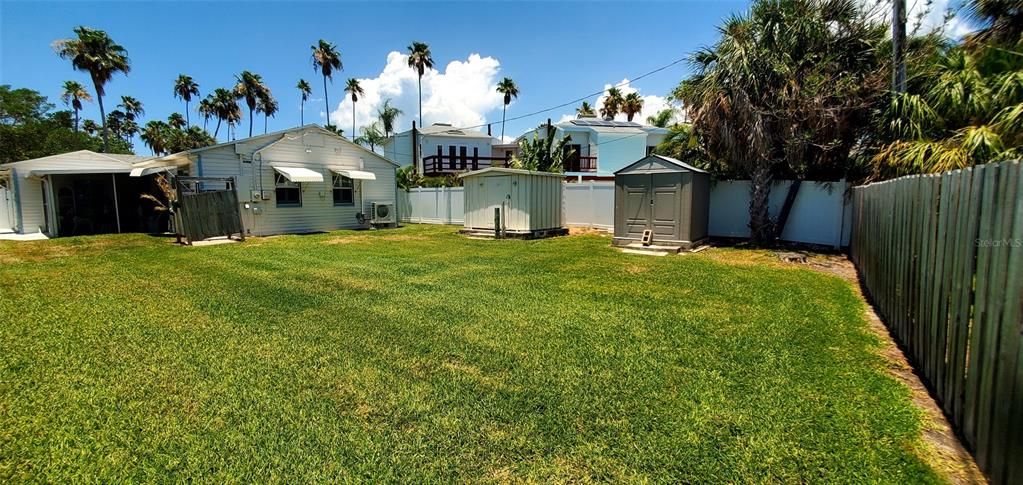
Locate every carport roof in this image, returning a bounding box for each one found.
[0,150,157,177]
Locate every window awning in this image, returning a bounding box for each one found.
[328,167,376,180]
[272,165,323,183]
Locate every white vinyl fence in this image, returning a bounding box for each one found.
[399,179,852,247]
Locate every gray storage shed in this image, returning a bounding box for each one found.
[613,154,709,250]
[459,167,566,238]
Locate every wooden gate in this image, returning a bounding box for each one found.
[175,176,245,245]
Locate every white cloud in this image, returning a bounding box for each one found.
[860,0,976,39]
[329,51,505,135]
[559,79,679,126]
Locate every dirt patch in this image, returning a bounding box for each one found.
[567,226,611,236]
[796,255,985,484]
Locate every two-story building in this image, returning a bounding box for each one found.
[383,122,509,177]
[515,116,670,180]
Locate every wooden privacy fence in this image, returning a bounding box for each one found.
[850,161,1022,485]
[175,176,245,245]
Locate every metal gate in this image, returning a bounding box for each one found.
[175,176,245,244]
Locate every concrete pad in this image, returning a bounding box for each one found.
[0,232,49,241]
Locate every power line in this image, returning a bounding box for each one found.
[439,56,688,133]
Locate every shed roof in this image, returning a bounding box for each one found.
[614,154,708,175]
[1,150,157,176]
[458,167,565,178]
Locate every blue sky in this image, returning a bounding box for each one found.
[0,0,966,152]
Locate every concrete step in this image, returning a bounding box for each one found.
[621,248,670,256]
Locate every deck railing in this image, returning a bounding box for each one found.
[422,154,512,177]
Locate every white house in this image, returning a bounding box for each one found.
[0,125,400,239]
[137,125,400,237]
[383,122,506,177]
[516,117,669,180]
[0,150,161,238]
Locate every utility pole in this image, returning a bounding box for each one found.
[892,0,907,93]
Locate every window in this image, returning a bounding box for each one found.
[274,172,302,207]
[332,173,354,205]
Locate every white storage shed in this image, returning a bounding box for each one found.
[459,167,566,238]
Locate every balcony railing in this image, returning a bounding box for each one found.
[422,154,512,177]
[564,156,597,173]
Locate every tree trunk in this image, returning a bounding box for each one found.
[214,118,222,138]
[748,163,774,245]
[248,108,253,137]
[95,85,108,153]
[501,104,507,140]
[323,76,329,126]
[185,100,190,127]
[74,108,79,132]
[352,100,356,137]
[264,114,268,134]
[774,180,802,241]
[301,100,304,125]
[418,76,423,127]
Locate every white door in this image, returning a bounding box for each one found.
[482,176,510,229]
[0,177,14,232]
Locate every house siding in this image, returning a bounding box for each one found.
[188,128,397,237]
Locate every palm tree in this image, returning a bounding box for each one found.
[234,70,270,137]
[311,39,342,125]
[60,80,92,132]
[600,88,624,119]
[141,120,169,155]
[964,0,1023,46]
[296,79,312,125]
[621,92,644,122]
[407,41,434,126]
[81,119,99,135]
[173,74,200,126]
[354,122,386,151]
[198,96,213,131]
[257,95,278,134]
[376,99,402,137]
[344,78,364,136]
[121,118,139,146]
[496,77,519,139]
[167,112,186,130]
[54,26,130,152]
[118,95,144,121]
[576,101,596,118]
[210,87,240,139]
[106,110,126,140]
[646,108,675,128]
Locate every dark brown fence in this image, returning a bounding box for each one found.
[850,161,1022,484]
[175,176,245,245]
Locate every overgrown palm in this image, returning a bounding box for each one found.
[600,88,623,119]
[576,101,596,117]
[511,125,574,173]
[167,112,186,130]
[173,74,200,127]
[210,87,241,139]
[60,80,91,132]
[355,122,387,151]
[646,108,675,127]
[198,97,213,131]
[257,96,278,134]
[234,71,270,137]
[496,77,519,139]
[676,0,888,243]
[344,78,364,136]
[118,95,144,121]
[376,99,402,137]
[297,79,312,125]
[54,26,130,152]
[407,41,433,126]
[311,40,342,125]
[621,92,644,122]
[141,120,170,155]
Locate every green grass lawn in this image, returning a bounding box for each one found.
[0,225,938,482]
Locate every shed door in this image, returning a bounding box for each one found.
[0,177,13,232]
[650,173,681,239]
[621,176,649,237]
[482,175,510,229]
